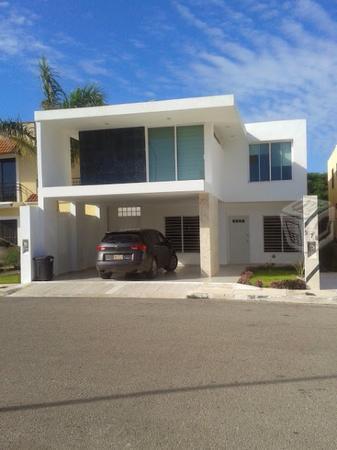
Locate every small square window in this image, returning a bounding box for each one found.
[117,206,141,217]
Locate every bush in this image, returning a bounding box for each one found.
[4,246,20,269]
[237,271,253,284]
[270,279,306,290]
[254,280,263,288]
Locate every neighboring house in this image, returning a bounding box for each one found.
[0,127,37,247]
[327,145,337,237]
[20,95,307,283]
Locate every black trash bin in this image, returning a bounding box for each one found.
[33,256,54,281]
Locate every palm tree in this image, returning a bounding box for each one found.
[63,85,105,108]
[0,120,36,156]
[39,57,66,110]
[0,58,106,161]
[39,57,106,164]
[39,57,106,110]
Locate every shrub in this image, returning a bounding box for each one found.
[254,280,263,288]
[238,271,253,284]
[270,279,306,290]
[4,246,20,269]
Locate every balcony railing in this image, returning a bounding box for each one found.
[0,183,36,203]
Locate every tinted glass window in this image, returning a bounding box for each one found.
[0,159,16,201]
[0,219,17,244]
[281,142,292,180]
[177,125,204,180]
[79,127,146,185]
[148,127,175,181]
[259,144,270,181]
[271,143,282,180]
[249,145,259,182]
[102,233,140,244]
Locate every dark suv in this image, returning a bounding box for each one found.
[96,229,178,279]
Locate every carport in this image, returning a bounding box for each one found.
[21,191,213,282]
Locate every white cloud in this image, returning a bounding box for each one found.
[170,0,337,167]
[294,0,336,36]
[79,59,109,77]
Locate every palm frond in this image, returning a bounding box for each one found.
[64,84,106,108]
[0,120,36,156]
[39,56,67,110]
[70,137,80,165]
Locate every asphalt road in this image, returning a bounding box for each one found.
[1,296,337,449]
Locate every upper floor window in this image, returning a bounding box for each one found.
[249,142,292,182]
[0,158,16,202]
[148,125,204,182]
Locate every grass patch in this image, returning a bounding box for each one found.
[248,266,297,288]
[0,272,20,284]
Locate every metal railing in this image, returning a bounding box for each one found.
[0,183,36,203]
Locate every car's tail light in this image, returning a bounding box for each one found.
[130,243,147,251]
[96,245,107,252]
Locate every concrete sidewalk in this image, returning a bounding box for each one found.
[6,278,337,306]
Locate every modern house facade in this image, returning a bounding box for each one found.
[20,95,307,283]
[0,130,37,247]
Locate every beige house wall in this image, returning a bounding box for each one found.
[0,207,19,217]
[18,152,37,201]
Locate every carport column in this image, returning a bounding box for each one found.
[199,193,219,277]
[303,195,320,290]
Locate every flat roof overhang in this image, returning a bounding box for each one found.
[40,180,206,203]
[34,95,246,141]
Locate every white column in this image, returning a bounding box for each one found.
[303,195,320,290]
[199,193,219,277]
[20,205,44,283]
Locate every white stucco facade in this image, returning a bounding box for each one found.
[20,95,308,283]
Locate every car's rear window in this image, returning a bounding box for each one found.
[102,233,141,244]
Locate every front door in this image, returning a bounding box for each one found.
[229,216,249,264]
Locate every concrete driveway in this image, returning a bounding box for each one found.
[10,265,245,298]
[1,296,337,449]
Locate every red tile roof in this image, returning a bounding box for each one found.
[0,137,17,155]
[26,193,38,202]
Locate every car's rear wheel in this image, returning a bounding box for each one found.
[146,257,158,279]
[165,254,178,272]
[99,271,112,279]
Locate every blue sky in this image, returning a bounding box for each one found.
[0,0,336,172]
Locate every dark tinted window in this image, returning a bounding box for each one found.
[79,127,146,185]
[0,159,16,201]
[0,219,17,244]
[102,233,140,244]
[249,145,259,182]
[259,144,270,181]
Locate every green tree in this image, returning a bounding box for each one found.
[307,172,328,201]
[39,57,106,163]
[39,57,106,110]
[39,56,66,110]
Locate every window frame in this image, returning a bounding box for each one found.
[147,124,204,182]
[249,140,293,183]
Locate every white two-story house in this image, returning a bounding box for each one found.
[20,95,307,283]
